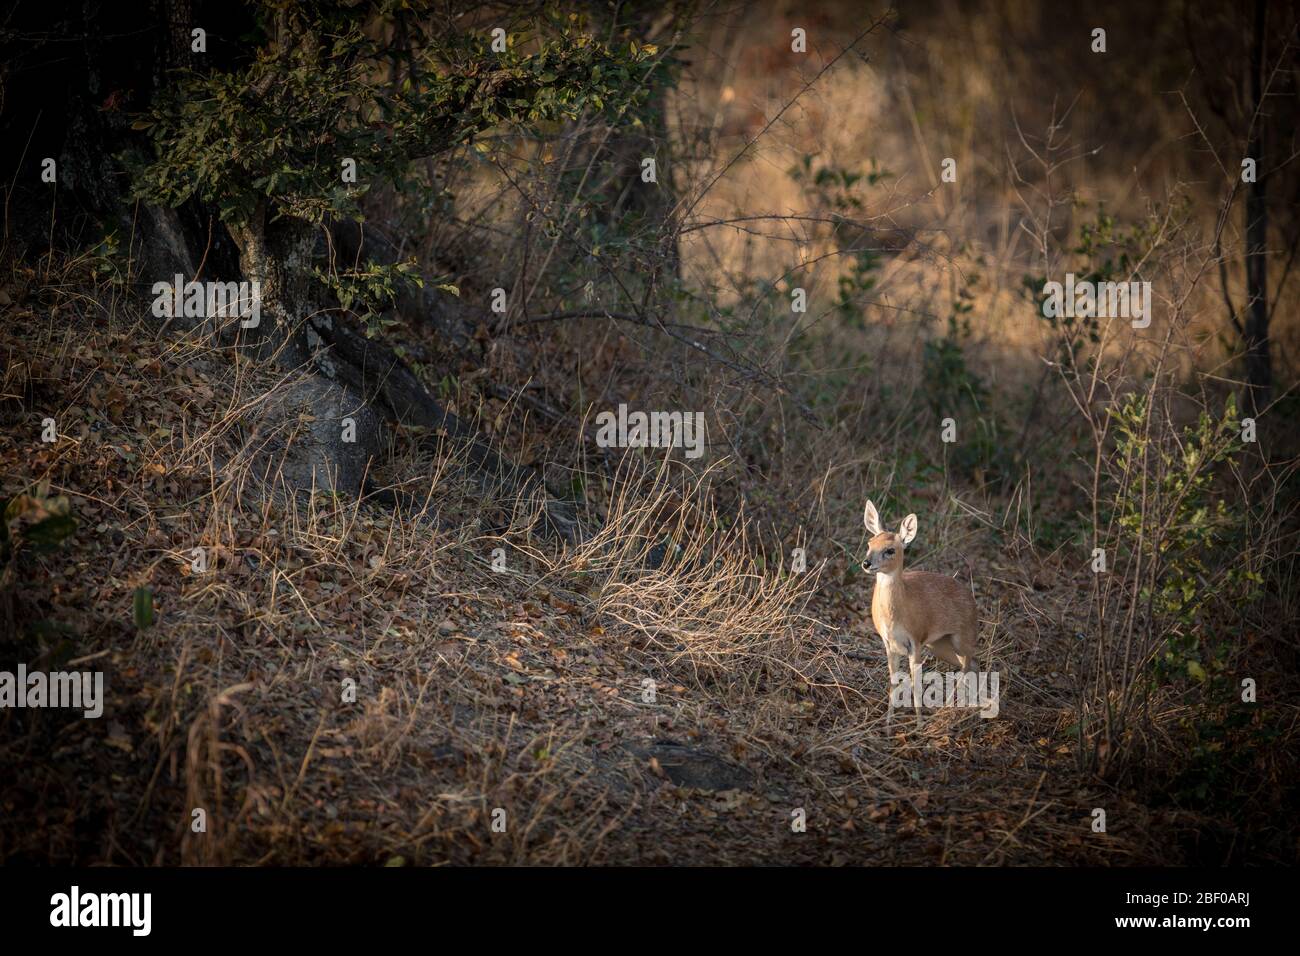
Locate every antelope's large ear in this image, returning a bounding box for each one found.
[898,514,918,546]
[864,499,882,535]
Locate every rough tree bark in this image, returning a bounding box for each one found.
[224,203,319,366]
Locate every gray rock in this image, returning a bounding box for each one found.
[250,377,383,496]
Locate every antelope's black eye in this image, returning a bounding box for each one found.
[885,548,895,556]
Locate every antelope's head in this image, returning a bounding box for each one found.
[863,499,917,576]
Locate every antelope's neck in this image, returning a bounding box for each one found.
[873,569,904,605]
[873,572,904,595]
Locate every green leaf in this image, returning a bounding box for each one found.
[133,587,155,630]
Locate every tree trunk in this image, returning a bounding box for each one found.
[225,202,318,366]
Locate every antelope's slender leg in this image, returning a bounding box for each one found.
[908,642,923,728]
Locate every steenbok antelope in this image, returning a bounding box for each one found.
[862,499,979,728]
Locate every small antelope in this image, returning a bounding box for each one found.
[862,499,979,727]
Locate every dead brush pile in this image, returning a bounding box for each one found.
[552,456,822,680]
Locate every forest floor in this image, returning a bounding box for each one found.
[0,284,1276,866]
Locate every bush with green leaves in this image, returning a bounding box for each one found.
[130,1,658,323]
[134,4,655,224]
[1108,392,1257,686]
[311,258,453,338]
